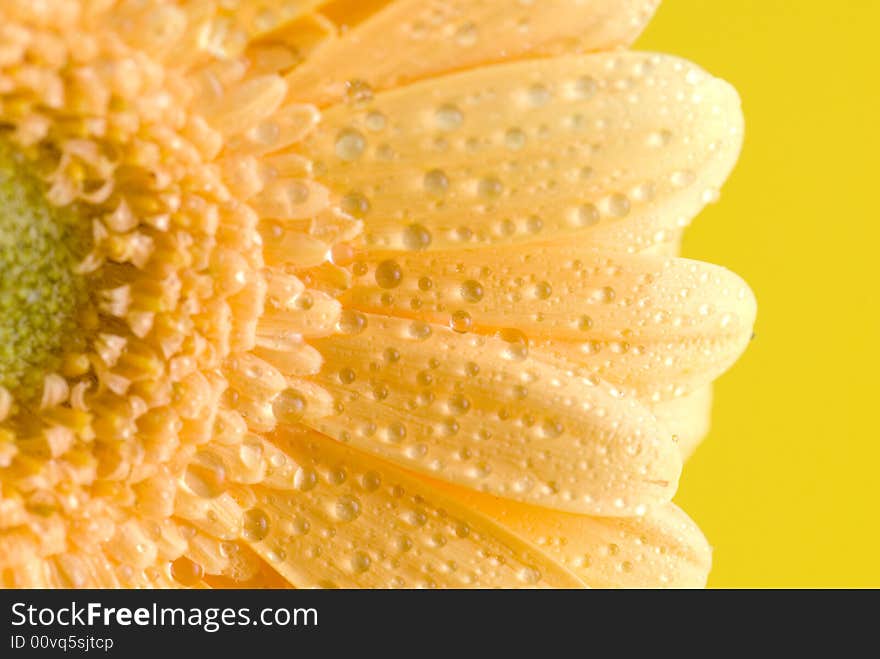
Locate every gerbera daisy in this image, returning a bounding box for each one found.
[0,0,755,588]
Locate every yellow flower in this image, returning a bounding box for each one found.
[0,0,755,588]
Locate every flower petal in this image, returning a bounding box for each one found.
[298,52,742,254]
[652,386,713,460]
[287,0,660,105]
[342,248,756,401]
[171,0,327,62]
[443,487,711,588]
[303,314,680,515]
[202,430,583,588]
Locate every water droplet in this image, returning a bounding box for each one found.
[591,286,616,304]
[242,508,269,541]
[435,104,463,131]
[404,509,428,527]
[338,367,356,385]
[402,223,432,250]
[647,129,673,148]
[577,315,594,331]
[497,328,529,361]
[361,471,382,492]
[450,310,472,333]
[334,495,361,522]
[170,557,204,586]
[518,566,542,585]
[455,22,478,47]
[365,111,386,132]
[290,516,310,535]
[576,203,600,227]
[335,128,366,161]
[671,170,696,188]
[631,182,656,203]
[239,437,264,470]
[350,551,371,573]
[273,388,306,422]
[423,169,449,196]
[344,79,373,104]
[478,177,504,199]
[408,321,432,340]
[574,76,597,99]
[527,84,550,107]
[460,280,484,303]
[337,310,367,335]
[448,394,471,416]
[375,260,403,289]
[184,451,227,499]
[341,191,370,217]
[540,418,564,439]
[535,281,552,300]
[328,468,347,485]
[604,193,631,218]
[526,216,543,234]
[505,128,527,150]
[387,421,407,443]
[293,467,317,492]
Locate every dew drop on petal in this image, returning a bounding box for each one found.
[273,388,307,422]
[450,310,472,333]
[497,328,529,362]
[460,280,484,303]
[183,451,227,499]
[242,508,269,541]
[375,260,403,289]
[337,310,367,335]
[350,551,371,573]
[334,495,361,522]
[576,203,600,227]
[408,321,432,340]
[171,557,204,586]
[435,104,463,131]
[402,223,432,250]
[335,128,366,161]
[423,168,449,196]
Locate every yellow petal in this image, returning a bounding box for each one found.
[288,0,660,105]
[298,52,742,254]
[443,486,711,588]
[171,0,327,63]
[304,314,680,515]
[241,429,583,588]
[652,386,713,460]
[342,248,756,400]
[40,552,178,588]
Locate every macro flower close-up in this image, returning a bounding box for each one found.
[0,0,755,588]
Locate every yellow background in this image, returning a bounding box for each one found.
[637,1,880,587]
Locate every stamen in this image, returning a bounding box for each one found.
[0,139,87,396]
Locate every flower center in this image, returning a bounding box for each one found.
[0,141,87,395]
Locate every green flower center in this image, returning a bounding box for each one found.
[0,141,87,396]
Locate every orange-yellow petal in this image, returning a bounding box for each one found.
[303,314,680,516]
[652,386,713,460]
[287,0,660,105]
[444,487,711,588]
[298,52,743,255]
[342,248,756,400]
[181,430,583,588]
